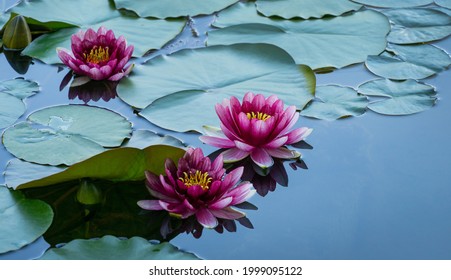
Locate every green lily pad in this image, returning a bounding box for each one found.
[383,8,451,44]
[350,0,433,7]
[10,144,186,189]
[114,0,238,18]
[256,0,362,19]
[358,79,437,115]
[435,0,451,9]
[2,105,132,166]
[0,92,25,129]
[300,85,368,120]
[0,78,40,99]
[209,3,390,69]
[365,43,451,80]
[124,130,186,149]
[118,43,315,132]
[0,78,40,129]
[11,0,185,64]
[39,235,200,260]
[0,186,53,254]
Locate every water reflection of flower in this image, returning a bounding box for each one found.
[138,148,256,230]
[200,92,312,169]
[60,73,119,103]
[57,26,134,81]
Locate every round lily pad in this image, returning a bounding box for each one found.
[2,105,132,166]
[39,235,200,260]
[0,186,53,254]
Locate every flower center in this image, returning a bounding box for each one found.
[179,170,212,190]
[84,46,110,64]
[246,111,271,121]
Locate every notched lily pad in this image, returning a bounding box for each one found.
[358,79,437,115]
[256,0,362,19]
[2,105,132,166]
[209,2,390,69]
[113,0,238,18]
[300,85,368,120]
[365,43,451,80]
[118,43,315,133]
[0,186,53,254]
[383,8,451,44]
[39,235,200,260]
[435,0,451,9]
[0,78,41,129]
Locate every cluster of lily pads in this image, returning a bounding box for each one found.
[0,0,450,259]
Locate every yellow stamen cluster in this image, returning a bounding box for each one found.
[246,111,271,121]
[84,46,110,64]
[179,170,212,190]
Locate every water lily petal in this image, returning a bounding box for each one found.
[250,148,274,168]
[228,182,256,205]
[263,135,288,149]
[286,127,313,144]
[209,196,233,210]
[137,200,164,211]
[234,140,254,152]
[196,208,218,228]
[267,147,299,159]
[210,207,245,220]
[199,135,235,148]
[222,148,250,163]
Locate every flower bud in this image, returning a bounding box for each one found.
[76,180,104,206]
[2,15,32,50]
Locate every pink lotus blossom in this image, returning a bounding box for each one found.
[137,148,255,229]
[200,92,312,168]
[57,26,134,81]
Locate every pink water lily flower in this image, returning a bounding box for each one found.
[200,92,312,168]
[57,26,134,81]
[137,148,255,229]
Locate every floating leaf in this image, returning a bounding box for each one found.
[0,78,40,99]
[10,145,185,189]
[38,235,200,260]
[11,0,185,64]
[256,0,362,19]
[0,186,53,254]
[365,43,451,80]
[209,2,390,69]
[118,43,315,132]
[435,0,451,9]
[300,85,368,120]
[358,79,437,115]
[0,93,25,129]
[350,0,433,7]
[124,130,186,149]
[2,105,132,166]
[4,159,65,190]
[114,0,238,18]
[383,8,451,44]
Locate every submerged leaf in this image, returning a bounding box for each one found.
[256,0,362,19]
[365,43,451,80]
[209,2,390,69]
[0,186,53,254]
[0,78,40,99]
[435,0,451,9]
[11,0,185,64]
[300,85,368,120]
[39,235,200,260]
[118,44,315,132]
[358,79,437,115]
[2,105,132,166]
[383,8,451,44]
[113,0,238,18]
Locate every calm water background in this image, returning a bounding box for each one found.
[0,1,450,259]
